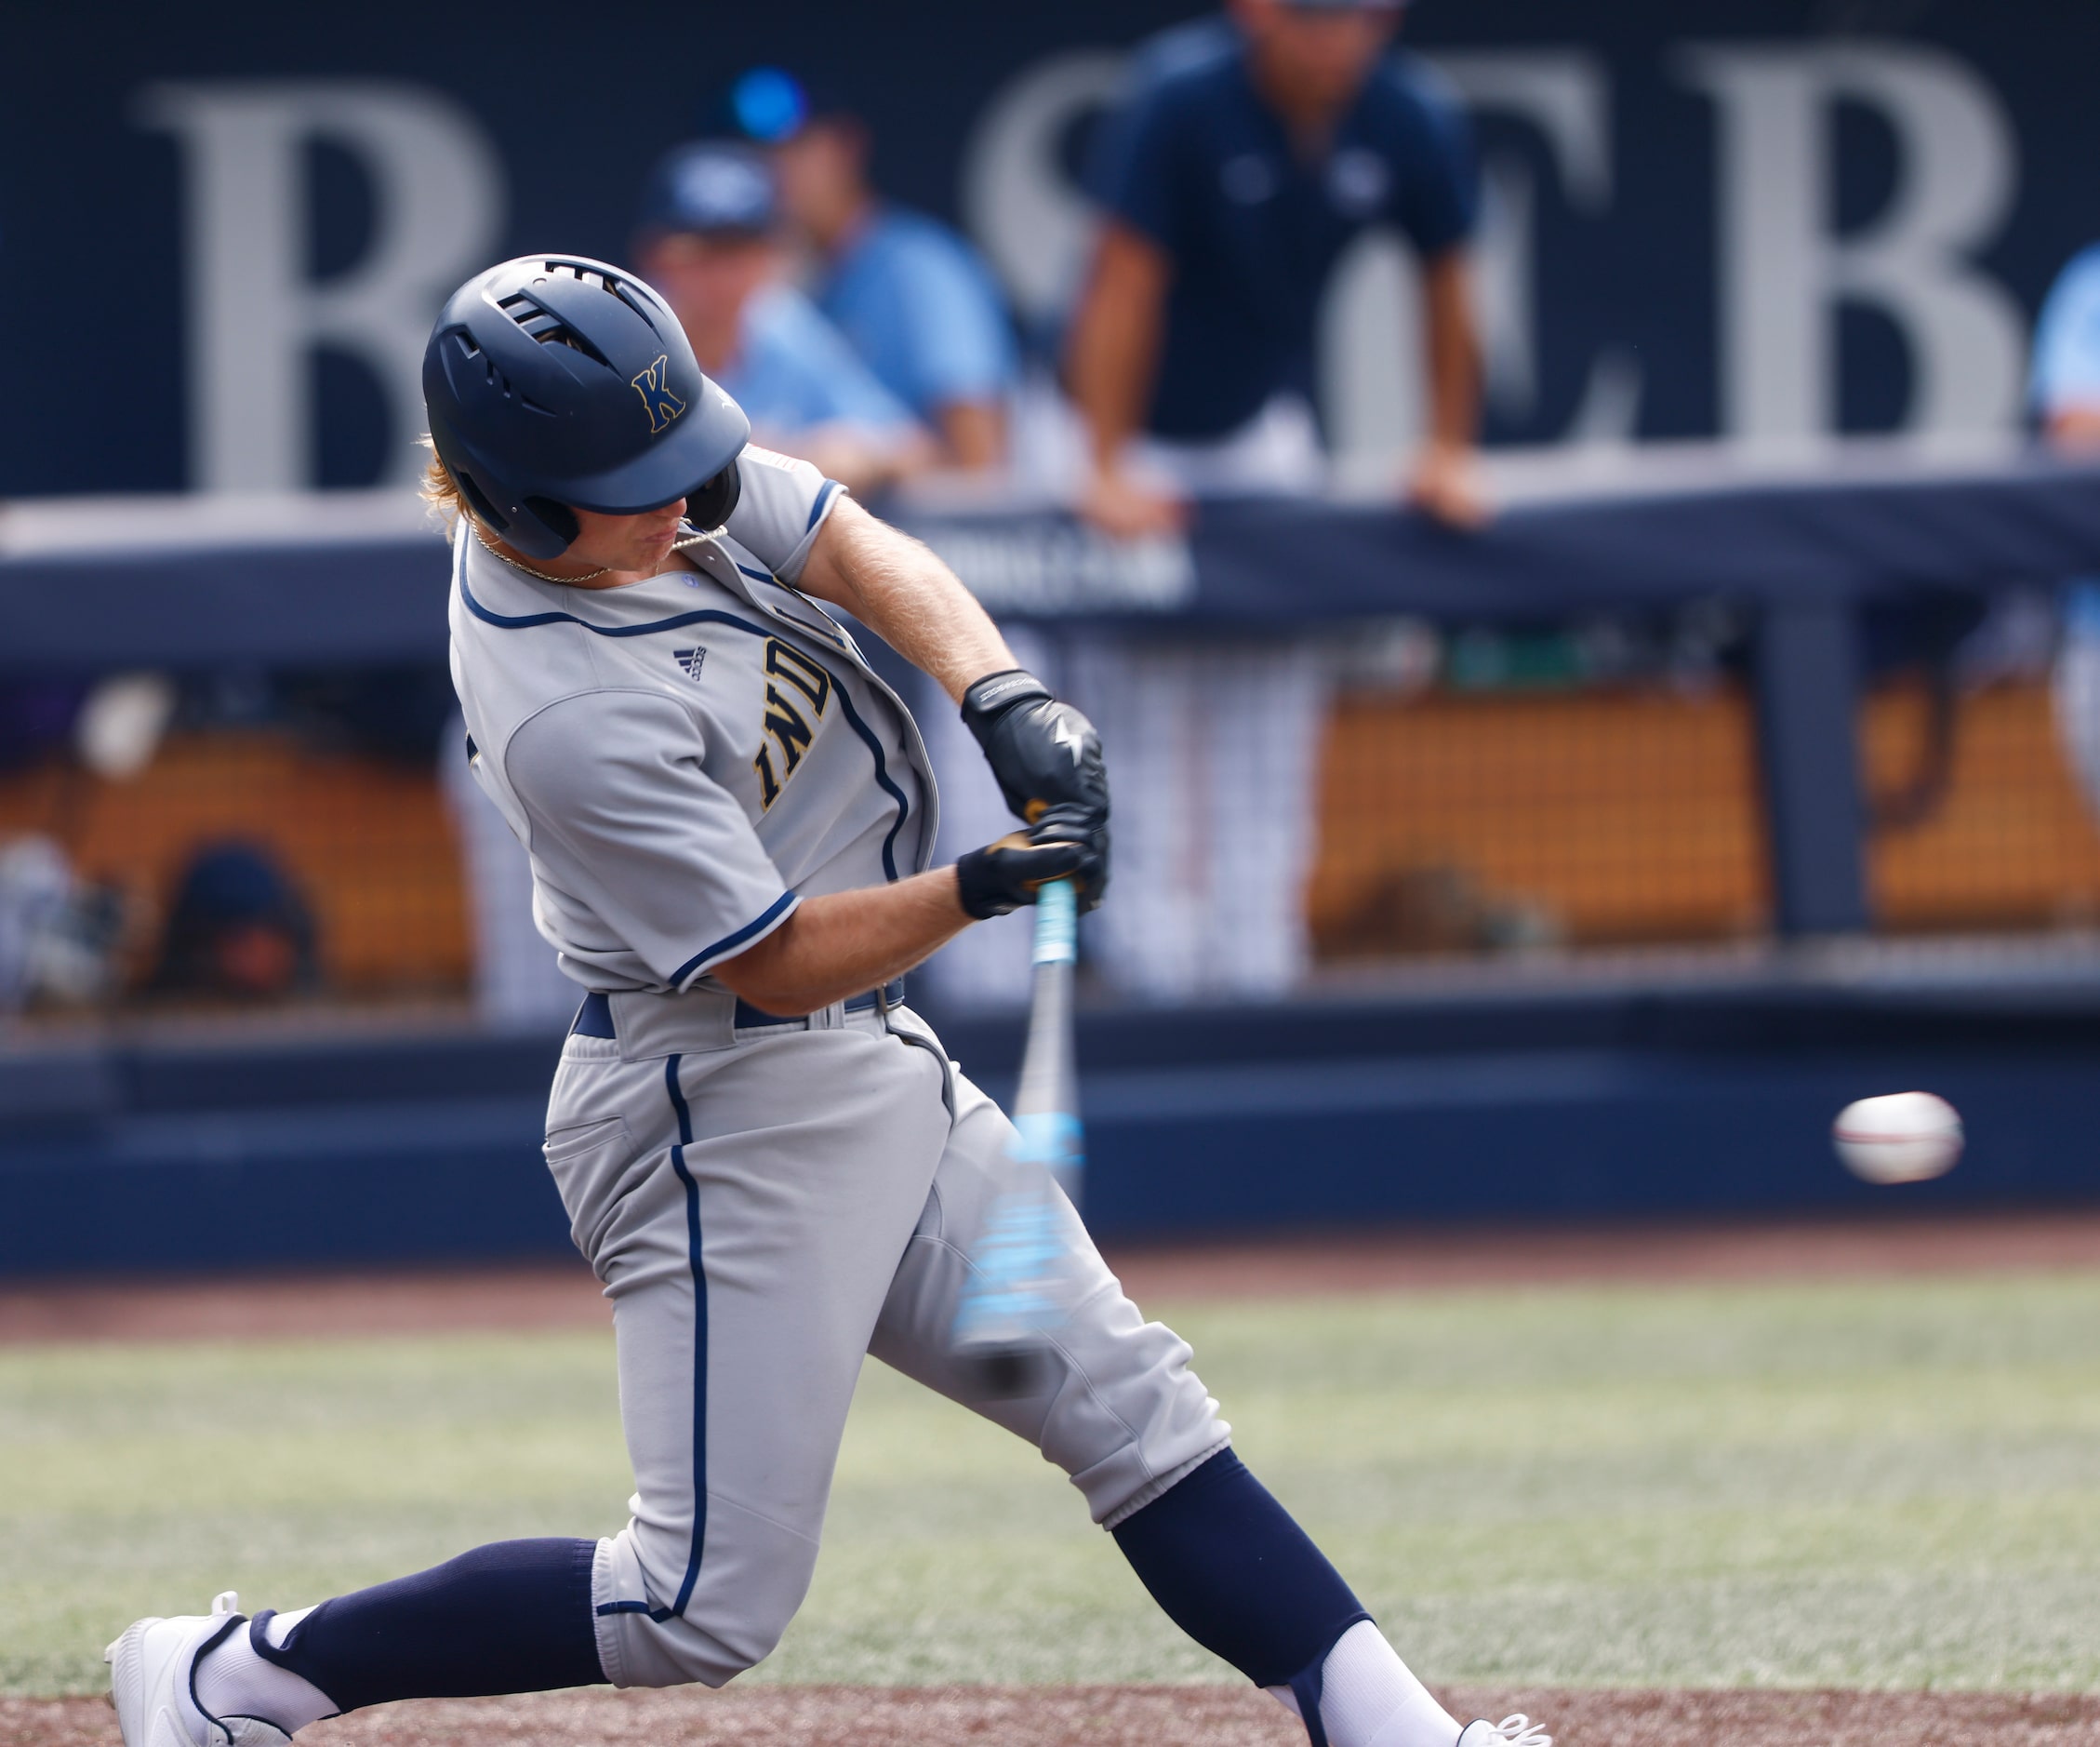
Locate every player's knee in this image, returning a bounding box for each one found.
[672,1566,807,1685]
[1040,1298,1230,1527]
[699,1593,799,1681]
[594,1519,817,1688]
[617,1607,793,1690]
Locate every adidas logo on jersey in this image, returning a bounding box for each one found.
[672,647,707,680]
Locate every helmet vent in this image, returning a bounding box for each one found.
[477,355,555,417]
[546,261,617,292]
[453,468,510,534]
[605,278,660,331]
[497,292,614,369]
[545,262,662,334]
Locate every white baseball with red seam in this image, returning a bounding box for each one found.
[1832,1090,1963,1184]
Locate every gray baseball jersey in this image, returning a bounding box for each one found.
[445,454,1225,1691]
[448,446,937,996]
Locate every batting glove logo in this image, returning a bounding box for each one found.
[631,354,686,433]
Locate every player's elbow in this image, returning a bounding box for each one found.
[709,918,819,1017]
[1090,221,1171,304]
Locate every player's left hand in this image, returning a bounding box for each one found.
[953,804,1110,920]
[960,670,1110,833]
[956,828,1078,920]
[1405,442,1490,529]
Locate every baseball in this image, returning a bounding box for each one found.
[1832,1091,1963,1184]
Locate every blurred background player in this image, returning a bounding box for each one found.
[734,67,1020,473]
[2032,241,2100,822]
[1069,0,1482,534]
[630,141,935,498]
[148,843,317,1002]
[1062,0,1482,1000]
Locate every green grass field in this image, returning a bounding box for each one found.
[6,1272,2098,1698]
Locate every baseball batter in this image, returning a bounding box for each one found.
[105,256,1548,1747]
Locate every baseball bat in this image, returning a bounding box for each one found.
[1012,875,1083,1208]
[951,877,1084,1396]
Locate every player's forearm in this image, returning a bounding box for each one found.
[798,497,1015,703]
[1421,250,1483,452]
[1067,226,1167,472]
[711,872,970,1017]
[1068,306,1149,473]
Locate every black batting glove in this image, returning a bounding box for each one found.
[961,670,1109,831]
[1031,800,1110,912]
[956,830,1087,921]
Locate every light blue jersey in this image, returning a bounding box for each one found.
[2033,247,2100,633]
[716,282,921,442]
[2033,245,2100,417]
[816,208,1017,420]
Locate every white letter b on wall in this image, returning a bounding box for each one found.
[137,80,506,491]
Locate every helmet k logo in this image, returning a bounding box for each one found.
[631,354,686,433]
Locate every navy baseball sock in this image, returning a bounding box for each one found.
[1114,1450,1461,1747]
[1113,1448,1367,1700]
[248,1537,605,1714]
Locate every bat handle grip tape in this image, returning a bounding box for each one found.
[1032,878,1078,966]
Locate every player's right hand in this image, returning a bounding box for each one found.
[1078,466,1187,540]
[1405,441,1491,529]
[955,812,1107,919]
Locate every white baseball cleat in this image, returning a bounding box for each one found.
[1457,1716,1553,1747]
[104,1592,291,1747]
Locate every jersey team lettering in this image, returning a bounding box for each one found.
[753,638,833,809]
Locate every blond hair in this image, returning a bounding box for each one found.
[419,435,469,527]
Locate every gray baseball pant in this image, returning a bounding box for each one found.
[540,989,1229,1689]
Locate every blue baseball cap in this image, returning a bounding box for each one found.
[636,141,778,238]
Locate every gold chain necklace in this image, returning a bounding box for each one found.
[472,522,611,584]
[472,521,719,584]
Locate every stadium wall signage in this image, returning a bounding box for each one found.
[0,0,2083,496]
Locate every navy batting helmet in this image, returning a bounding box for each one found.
[422,255,749,560]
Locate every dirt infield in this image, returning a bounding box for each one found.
[12,1685,2100,1747]
[4,1211,2098,1346]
